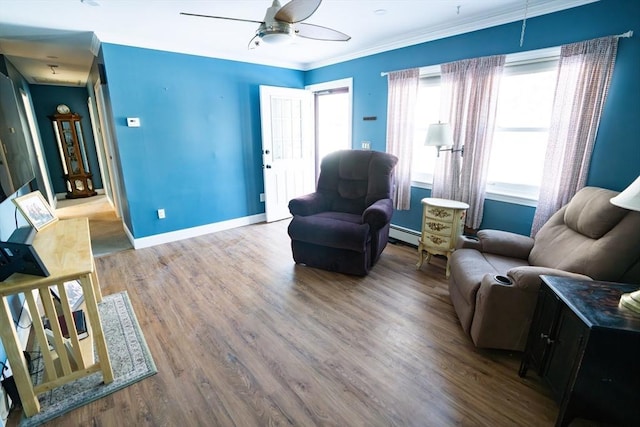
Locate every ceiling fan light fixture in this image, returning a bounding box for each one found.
[257,22,295,45]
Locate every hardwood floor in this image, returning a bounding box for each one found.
[55,195,133,257]
[33,219,565,426]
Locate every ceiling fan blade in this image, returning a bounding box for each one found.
[295,23,351,41]
[180,12,263,25]
[274,0,322,23]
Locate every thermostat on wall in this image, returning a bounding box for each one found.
[127,117,141,127]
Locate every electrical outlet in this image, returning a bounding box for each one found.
[259,193,265,202]
[157,208,166,219]
[361,141,371,150]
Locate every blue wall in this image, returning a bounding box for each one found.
[101,45,304,238]
[30,85,103,195]
[306,0,639,235]
[98,0,638,240]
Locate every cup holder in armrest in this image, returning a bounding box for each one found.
[494,275,513,285]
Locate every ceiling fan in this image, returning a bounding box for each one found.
[180,0,351,48]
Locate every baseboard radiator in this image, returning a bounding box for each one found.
[389,224,420,247]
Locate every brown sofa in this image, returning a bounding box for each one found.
[448,187,640,351]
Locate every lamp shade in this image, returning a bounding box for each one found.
[610,176,640,212]
[257,21,295,45]
[425,123,453,148]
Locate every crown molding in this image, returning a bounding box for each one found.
[99,0,597,72]
[302,0,598,70]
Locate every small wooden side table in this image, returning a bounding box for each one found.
[0,218,113,417]
[416,198,468,277]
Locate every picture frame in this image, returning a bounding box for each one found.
[12,191,58,231]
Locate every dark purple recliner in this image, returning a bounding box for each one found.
[287,150,398,276]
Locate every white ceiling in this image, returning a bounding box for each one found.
[0,0,597,86]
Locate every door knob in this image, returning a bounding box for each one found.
[265,165,272,169]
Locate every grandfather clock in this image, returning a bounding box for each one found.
[50,104,97,198]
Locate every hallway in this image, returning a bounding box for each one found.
[55,195,132,257]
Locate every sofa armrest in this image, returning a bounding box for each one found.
[466,265,592,351]
[474,229,535,259]
[362,199,393,229]
[506,266,593,292]
[470,273,540,351]
[457,235,482,250]
[288,192,329,216]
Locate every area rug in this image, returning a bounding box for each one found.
[19,291,157,426]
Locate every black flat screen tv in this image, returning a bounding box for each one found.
[0,72,36,204]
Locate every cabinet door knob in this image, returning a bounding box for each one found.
[540,333,554,344]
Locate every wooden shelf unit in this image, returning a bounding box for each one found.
[0,218,113,417]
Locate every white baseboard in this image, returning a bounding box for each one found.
[389,224,420,247]
[130,213,267,249]
[125,218,416,250]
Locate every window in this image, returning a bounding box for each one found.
[306,78,353,180]
[411,49,560,205]
[314,88,350,177]
[487,59,558,201]
[411,75,441,185]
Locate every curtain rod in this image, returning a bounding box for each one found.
[380,30,633,77]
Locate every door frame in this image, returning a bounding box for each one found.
[93,80,123,218]
[259,85,315,222]
[87,95,113,206]
[19,89,56,207]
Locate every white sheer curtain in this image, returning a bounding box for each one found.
[386,69,419,210]
[432,55,505,229]
[530,36,619,235]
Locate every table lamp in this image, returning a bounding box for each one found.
[610,175,640,313]
[425,122,463,157]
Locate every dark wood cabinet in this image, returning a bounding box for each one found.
[519,275,640,427]
[50,112,97,198]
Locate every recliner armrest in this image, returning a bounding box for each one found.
[362,199,393,229]
[470,268,592,350]
[474,229,535,259]
[506,266,593,291]
[288,192,329,216]
[457,235,482,250]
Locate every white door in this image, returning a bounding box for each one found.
[19,90,56,206]
[260,85,315,222]
[87,96,113,205]
[94,81,123,218]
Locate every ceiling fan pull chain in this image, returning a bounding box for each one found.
[520,0,529,47]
